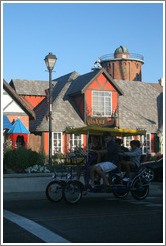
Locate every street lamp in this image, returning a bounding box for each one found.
[44,52,57,165]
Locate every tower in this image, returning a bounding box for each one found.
[99,46,144,81]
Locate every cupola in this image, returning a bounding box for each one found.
[96,46,144,81]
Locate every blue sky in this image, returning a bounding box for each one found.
[2,2,164,84]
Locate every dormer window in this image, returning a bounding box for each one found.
[92,91,112,117]
[135,73,139,81]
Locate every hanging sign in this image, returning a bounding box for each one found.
[86,117,117,127]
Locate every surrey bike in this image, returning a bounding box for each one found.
[45,154,150,204]
[45,126,150,204]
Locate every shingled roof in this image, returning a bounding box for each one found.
[30,71,85,132]
[3,79,36,120]
[29,69,162,134]
[29,69,124,132]
[114,79,163,133]
[148,83,163,93]
[67,68,123,96]
[9,79,56,96]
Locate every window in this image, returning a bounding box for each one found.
[140,133,151,154]
[135,73,139,81]
[69,134,83,152]
[124,136,134,150]
[53,132,63,153]
[92,91,112,117]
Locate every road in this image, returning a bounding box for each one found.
[3,182,163,244]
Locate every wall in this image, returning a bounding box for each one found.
[21,96,45,109]
[3,90,26,114]
[43,132,49,155]
[29,134,42,152]
[85,73,118,127]
[74,94,84,118]
[102,60,142,81]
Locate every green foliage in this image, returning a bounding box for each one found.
[3,147,45,170]
[52,152,64,160]
[3,139,13,155]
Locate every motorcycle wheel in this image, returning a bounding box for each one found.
[63,180,83,204]
[46,180,65,202]
[131,177,149,200]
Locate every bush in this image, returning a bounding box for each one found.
[3,139,13,156]
[3,147,45,171]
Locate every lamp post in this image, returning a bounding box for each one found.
[44,52,57,165]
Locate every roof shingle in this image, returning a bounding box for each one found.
[114,79,162,133]
[9,79,56,96]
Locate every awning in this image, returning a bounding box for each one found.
[65,126,146,137]
[3,115,12,129]
[8,118,30,134]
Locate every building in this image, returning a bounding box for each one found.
[3,79,35,147]
[99,45,144,81]
[8,46,163,155]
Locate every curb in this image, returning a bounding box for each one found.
[3,174,163,201]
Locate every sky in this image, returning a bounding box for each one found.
[2,1,164,84]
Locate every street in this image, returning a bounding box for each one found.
[3,182,163,244]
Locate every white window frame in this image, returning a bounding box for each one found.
[92,91,112,117]
[69,134,83,152]
[52,132,63,154]
[140,133,151,154]
[123,136,134,150]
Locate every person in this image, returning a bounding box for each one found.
[90,132,119,187]
[115,138,129,161]
[117,140,142,181]
[76,135,100,182]
[88,135,101,166]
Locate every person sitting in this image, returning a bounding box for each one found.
[90,132,119,187]
[76,135,100,182]
[88,135,101,165]
[117,140,142,182]
[115,138,129,161]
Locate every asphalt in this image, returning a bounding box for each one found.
[3,181,163,244]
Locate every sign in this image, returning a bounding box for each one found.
[87,117,117,127]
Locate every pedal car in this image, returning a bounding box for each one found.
[46,127,150,204]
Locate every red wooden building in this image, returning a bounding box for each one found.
[3,79,35,148]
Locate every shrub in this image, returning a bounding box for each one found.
[3,147,45,171]
[3,139,13,156]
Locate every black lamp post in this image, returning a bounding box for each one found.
[44,52,57,165]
